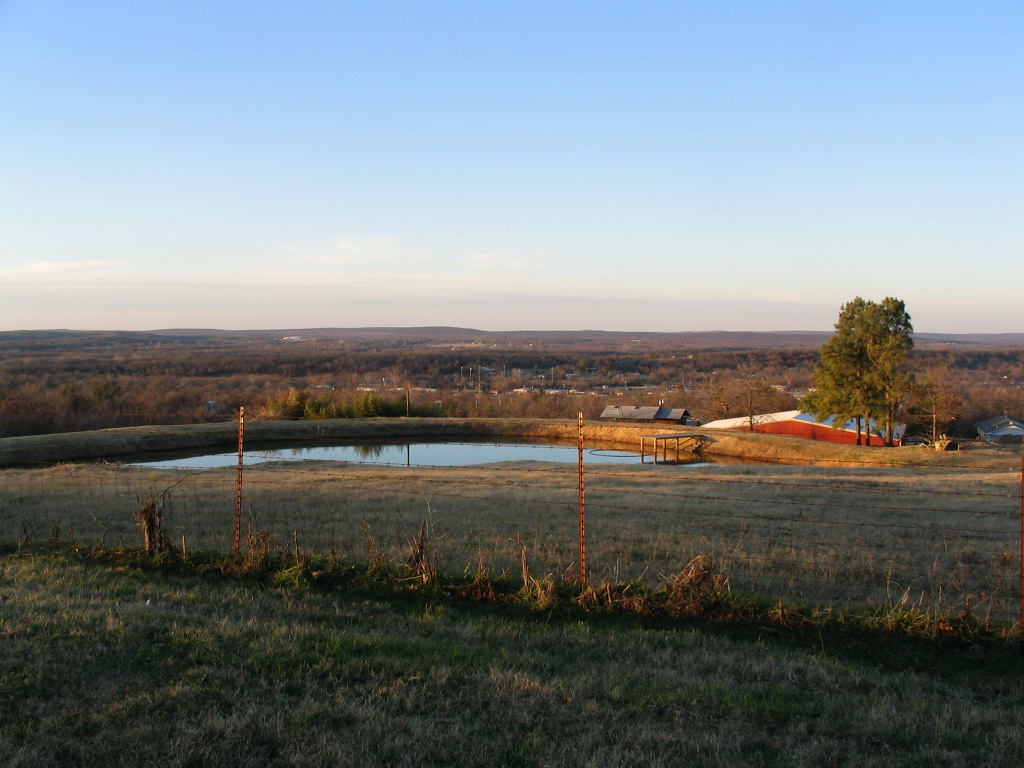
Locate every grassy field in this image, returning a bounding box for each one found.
[2,552,1024,767]
[3,422,1024,765]
[2,448,1021,624]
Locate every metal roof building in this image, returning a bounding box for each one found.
[599,405,699,425]
[702,410,905,446]
[975,415,1024,444]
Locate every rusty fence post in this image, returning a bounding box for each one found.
[235,406,245,562]
[578,412,587,588]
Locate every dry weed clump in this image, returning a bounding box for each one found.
[405,521,440,586]
[575,581,656,616]
[362,521,388,574]
[242,527,273,572]
[132,495,169,557]
[451,562,503,602]
[664,554,730,615]
[520,575,560,609]
[569,554,742,620]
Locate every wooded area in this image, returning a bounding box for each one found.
[1,328,1022,439]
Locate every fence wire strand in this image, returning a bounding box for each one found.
[2,449,1021,624]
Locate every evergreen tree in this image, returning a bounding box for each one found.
[862,297,914,445]
[803,297,914,446]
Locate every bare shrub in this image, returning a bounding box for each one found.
[132,496,168,556]
[243,527,273,571]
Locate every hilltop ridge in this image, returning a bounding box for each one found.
[4,327,1023,351]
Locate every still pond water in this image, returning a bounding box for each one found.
[130,440,663,469]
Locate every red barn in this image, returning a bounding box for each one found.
[702,410,902,446]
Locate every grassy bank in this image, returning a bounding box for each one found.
[2,551,1023,768]
[2,417,1017,468]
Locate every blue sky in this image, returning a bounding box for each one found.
[1,1,1021,333]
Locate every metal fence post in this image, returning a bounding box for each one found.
[578,413,587,587]
[235,406,245,562]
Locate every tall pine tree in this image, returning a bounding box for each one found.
[803,297,914,445]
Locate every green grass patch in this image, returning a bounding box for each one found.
[3,549,1024,767]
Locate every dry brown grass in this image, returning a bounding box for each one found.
[3,440,1019,624]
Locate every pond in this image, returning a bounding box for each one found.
[127,439,662,469]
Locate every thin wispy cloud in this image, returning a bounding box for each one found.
[281,237,432,269]
[1,260,120,281]
[463,250,529,269]
[265,238,549,296]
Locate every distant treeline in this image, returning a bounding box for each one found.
[1,331,1021,438]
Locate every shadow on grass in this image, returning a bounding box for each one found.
[13,541,1022,684]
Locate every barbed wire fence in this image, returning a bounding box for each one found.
[1,437,1021,626]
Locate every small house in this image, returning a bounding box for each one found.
[975,415,1024,444]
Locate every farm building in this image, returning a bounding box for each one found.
[599,405,700,426]
[975,415,1024,444]
[701,409,904,446]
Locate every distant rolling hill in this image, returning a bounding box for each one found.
[152,327,1024,349]
[3,327,1023,351]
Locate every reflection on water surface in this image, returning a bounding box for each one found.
[129,440,652,469]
